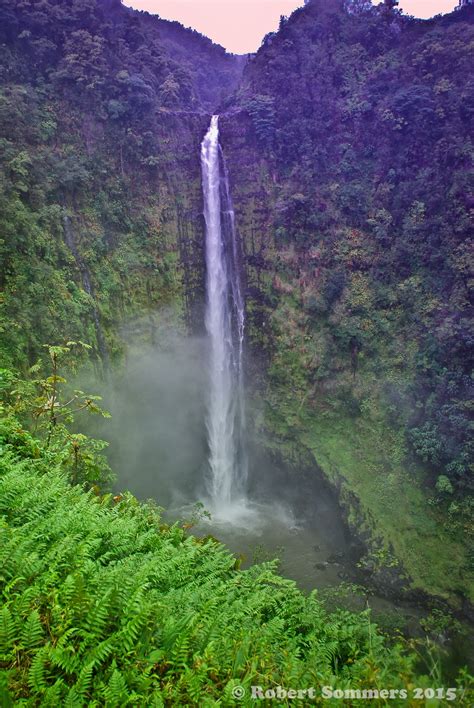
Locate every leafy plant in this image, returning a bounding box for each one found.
[1,424,463,705]
[1,342,112,488]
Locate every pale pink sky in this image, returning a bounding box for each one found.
[123,0,458,54]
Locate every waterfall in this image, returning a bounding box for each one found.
[201,115,247,508]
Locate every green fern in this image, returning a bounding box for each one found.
[104,667,128,707]
[0,606,16,657]
[72,661,95,700]
[1,416,466,705]
[20,609,44,650]
[0,668,14,708]
[27,646,48,693]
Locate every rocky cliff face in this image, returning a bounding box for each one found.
[218,2,474,606]
[219,113,275,371]
[1,0,473,607]
[0,0,243,368]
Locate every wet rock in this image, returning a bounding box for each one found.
[327,552,345,564]
[359,559,376,575]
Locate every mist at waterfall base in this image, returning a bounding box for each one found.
[92,327,358,593]
[90,339,444,658]
[73,119,473,674]
[90,114,358,592]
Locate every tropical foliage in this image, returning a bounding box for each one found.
[230,1,474,493]
[0,0,473,700]
[0,0,242,372]
[0,402,458,706]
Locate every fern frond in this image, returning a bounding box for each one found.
[104,668,128,708]
[0,606,16,656]
[20,609,44,650]
[28,647,48,694]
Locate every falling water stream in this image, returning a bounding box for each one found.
[87,117,474,677]
[197,119,467,669]
[89,118,474,676]
[201,115,247,512]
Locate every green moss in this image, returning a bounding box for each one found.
[265,387,473,605]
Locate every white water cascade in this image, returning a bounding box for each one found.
[201,115,247,510]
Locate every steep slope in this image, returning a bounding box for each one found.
[0,0,472,611]
[220,0,474,604]
[142,14,247,110]
[0,0,243,371]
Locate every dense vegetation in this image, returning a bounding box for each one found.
[0,0,473,701]
[220,0,474,603]
[231,0,473,493]
[0,0,242,372]
[1,361,452,706]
